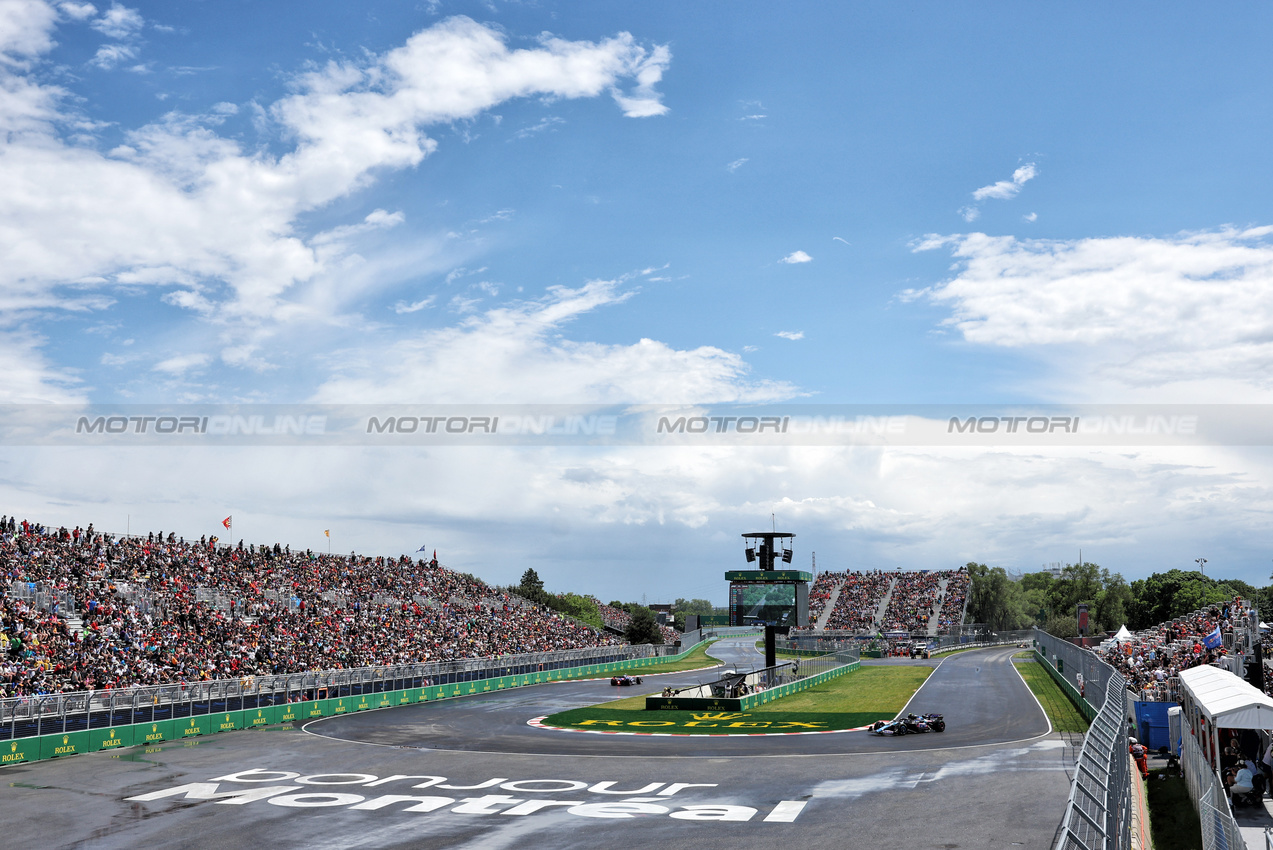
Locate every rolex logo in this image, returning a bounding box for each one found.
[62,736,68,744]
[692,712,748,721]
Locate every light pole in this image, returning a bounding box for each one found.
[1195,557,1207,575]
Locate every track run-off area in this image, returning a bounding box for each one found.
[1,639,1080,849]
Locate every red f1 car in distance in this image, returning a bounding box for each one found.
[610,675,643,686]
[869,712,945,735]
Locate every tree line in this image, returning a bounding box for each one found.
[966,562,1265,637]
[511,568,667,645]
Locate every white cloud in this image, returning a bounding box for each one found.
[726,157,748,172]
[780,250,812,264]
[910,226,1273,392]
[608,43,671,117]
[312,278,798,403]
[0,0,58,66]
[512,115,563,139]
[90,2,141,39]
[972,162,1037,201]
[58,2,97,22]
[89,42,135,69]
[959,206,980,223]
[775,330,804,341]
[152,351,211,374]
[1024,212,1037,222]
[393,296,435,314]
[0,12,674,389]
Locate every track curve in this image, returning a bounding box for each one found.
[305,643,1049,757]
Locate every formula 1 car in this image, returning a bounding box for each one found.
[869,713,945,735]
[610,675,643,686]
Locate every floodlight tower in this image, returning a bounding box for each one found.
[740,531,799,670]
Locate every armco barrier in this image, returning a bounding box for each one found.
[1,637,714,769]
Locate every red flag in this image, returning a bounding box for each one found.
[222,516,232,530]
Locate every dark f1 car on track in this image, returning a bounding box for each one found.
[869,712,945,735]
[610,675,643,686]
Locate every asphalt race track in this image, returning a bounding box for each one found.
[0,641,1080,849]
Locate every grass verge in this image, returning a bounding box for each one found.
[1147,768,1201,850]
[541,664,933,734]
[1014,657,1090,733]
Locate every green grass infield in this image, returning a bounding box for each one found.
[541,664,932,735]
[1014,656,1090,733]
[537,708,881,734]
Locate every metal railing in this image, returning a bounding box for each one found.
[1054,670,1134,850]
[0,641,682,741]
[1035,629,1118,711]
[1181,719,1244,850]
[4,580,78,617]
[674,650,857,699]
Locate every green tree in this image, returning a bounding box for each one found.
[625,606,663,645]
[967,563,1029,630]
[518,568,546,603]
[1127,569,1244,629]
[1094,570,1133,632]
[1044,614,1079,639]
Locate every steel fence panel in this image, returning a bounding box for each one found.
[0,635,701,738]
[1054,665,1132,850]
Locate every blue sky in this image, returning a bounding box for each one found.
[4,1,1273,605]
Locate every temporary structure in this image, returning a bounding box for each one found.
[1113,625,1133,642]
[1177,664,1273,773]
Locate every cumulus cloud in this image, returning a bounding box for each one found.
[58,2,96,21]
[0,0,59,65]
[780,250,812,264]
[775,330,804,340]
[909,226,1273,391]
[0,12,673,396]
[90,2,142,39]
[313,278,798,403]
[609,43,671,117]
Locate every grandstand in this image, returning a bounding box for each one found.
[803,568,969,636]
[0,515,626,699]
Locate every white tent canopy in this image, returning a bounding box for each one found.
[1178,665,1273,730]
[1113,625,1133,642]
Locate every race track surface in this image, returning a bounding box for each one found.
[307,637,1052,755]
[0,643,1080,849]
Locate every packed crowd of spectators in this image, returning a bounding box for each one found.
[822,571,894,631]
[1098,599,1248,701]
[880,571,944,633]
[805,573,840,625]
[0,515,625,699]
[936,570,969,634]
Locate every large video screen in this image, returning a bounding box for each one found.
[729,581,797,626]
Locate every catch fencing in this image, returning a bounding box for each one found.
[1034,628,1117,721]
[1053,669,1134,850]
[1181,719,1244,850]
[0,639,692,748]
